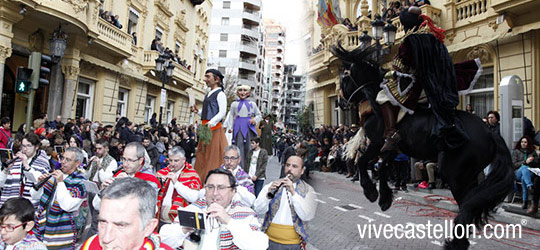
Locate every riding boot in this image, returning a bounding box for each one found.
[380,102,401,152]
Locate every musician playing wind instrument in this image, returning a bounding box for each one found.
[34,147,87,250]
[254,155,317,250]
[101,142,161,192]
[160,168,268,249]
[0,133,50,208]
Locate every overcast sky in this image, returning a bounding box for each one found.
[262,0,306,73]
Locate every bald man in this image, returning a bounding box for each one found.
[254,156,317,249]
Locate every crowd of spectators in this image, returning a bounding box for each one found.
[0,111,319,249]
[98,9,122,29]
[1,114,198,175]
[0,114,202,248]
[151,37,193,72]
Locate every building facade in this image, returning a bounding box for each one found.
[263,18,286,119]
[207,0,264,104]
[0,0,212,129]
[281,64,306,132]
[306,0,540,129]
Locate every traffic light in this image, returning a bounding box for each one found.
[39,54,52,86]
[15,67,33,93]
[28,52,52,88]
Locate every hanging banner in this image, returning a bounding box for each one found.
[317,0,341,28]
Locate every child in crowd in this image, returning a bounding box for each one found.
[0,197,47,250]
[159,150,168,170]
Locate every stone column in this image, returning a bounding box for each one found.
[0,45,12,110]
[47,63,64,119]
[60,65,80,121]
[0,2,22,113]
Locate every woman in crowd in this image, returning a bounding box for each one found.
[68,135,88,165]
[512,136,538,209]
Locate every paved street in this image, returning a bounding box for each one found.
[264,155,540,250]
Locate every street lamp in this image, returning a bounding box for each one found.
[383,21,398,46]
[155,54,175,125]
[50,25,67,63]
[358,16,397,61]
[359,30,372,50]
[371,17,385,41]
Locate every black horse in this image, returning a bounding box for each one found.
[331,44,514,250]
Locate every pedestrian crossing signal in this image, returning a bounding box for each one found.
[15,67,33,93]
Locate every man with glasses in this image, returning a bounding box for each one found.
[156,146,201,226]
[0,197,47,249]
[102,142,160,191]
[160,168,268,249]
[221,145,254,194]
[34,147,87,250]
[0,133,51,208]
[224,85,262,168]
[172,146,256,207]
[254,155,317,250]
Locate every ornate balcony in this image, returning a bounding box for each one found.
[142,50,194,89]
[21,0,95,33]
[95,18,133,58]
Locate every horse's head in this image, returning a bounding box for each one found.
[331,43,385,109]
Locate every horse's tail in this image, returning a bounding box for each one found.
[462,133,514,227]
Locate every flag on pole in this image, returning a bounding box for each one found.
[317,0,341,28]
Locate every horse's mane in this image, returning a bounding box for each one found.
[331,43,385,116]
[330,42,381,69]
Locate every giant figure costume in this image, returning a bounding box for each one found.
[224,85,262,168]
[194,69,229,182]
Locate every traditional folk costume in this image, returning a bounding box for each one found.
[0,233,47,250]
[113,168,161,190]
[86,153,117,236]
[254,179,317,250]
[0,150,51,208]
[194,87,228,182]
[34,171,87,250]
[156,162,202,223]
[224,86,262,168]
[81,233,173,250]
[221,165,254,194]
[160,199,268,250]
[377,8,481,151]
[87,153,117,185]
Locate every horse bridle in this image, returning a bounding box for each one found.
[341,64,370,106]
